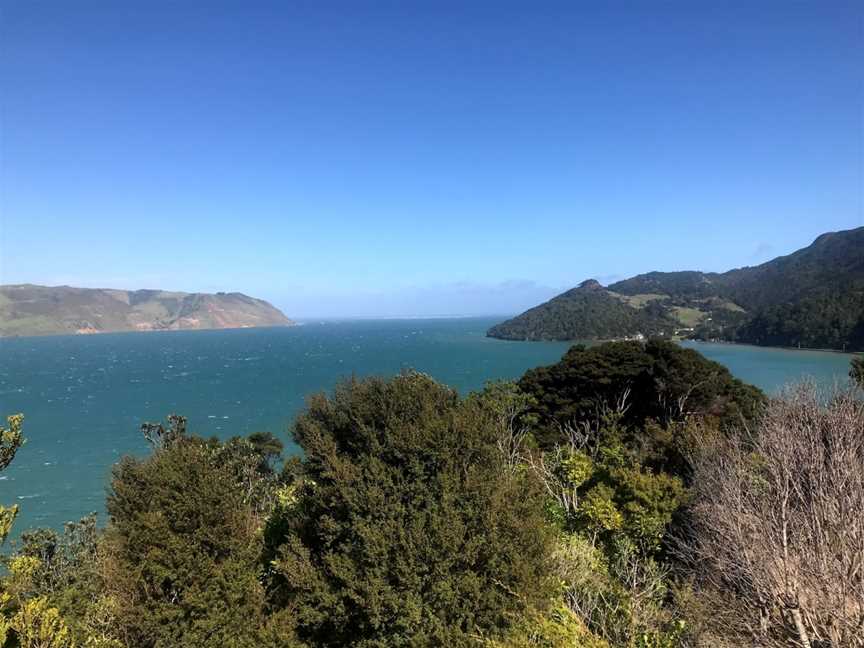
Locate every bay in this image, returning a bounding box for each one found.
[0,318,857,538]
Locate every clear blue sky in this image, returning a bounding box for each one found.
[1,1,862,317]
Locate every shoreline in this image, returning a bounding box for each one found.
[0,323,297,341]
[486,332,863,356]
[685,338,863,356]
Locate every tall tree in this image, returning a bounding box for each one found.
[102,417,298,647]
[519,340,764,451]
[265,371,556,647]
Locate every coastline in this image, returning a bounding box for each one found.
[685,338,863,356]
[0,323,297,341]
[486,331,863,356]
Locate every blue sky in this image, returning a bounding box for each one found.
[1,1,862,317]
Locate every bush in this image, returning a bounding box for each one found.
[519,340,764,450]
[0,414,24,544]
[102,424,294,647]
[851,356,864,388]
[685,383,864,647]
[265,371,556,647]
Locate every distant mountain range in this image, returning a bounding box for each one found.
[488,226,864,351]
[0,285,294,337]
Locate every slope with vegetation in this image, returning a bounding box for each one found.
[486,280,677,341]
[0,284,294,337]
[2,344,863,647]
[489,226,864,351]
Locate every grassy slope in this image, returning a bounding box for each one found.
[0,285,294,337]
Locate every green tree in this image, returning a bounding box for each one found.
[265,371,556,647]
[102,418,298,648]
[519,340,764,451]
[1,413,26,644]
[851,356,864,388]
[1,415,83,648]
[531,424,688,643]
[0,414,24,544]
[208,430,286,521]
[7,596,75,648]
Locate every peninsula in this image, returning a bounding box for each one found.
[0,284,294,337]
[488,226,864,352]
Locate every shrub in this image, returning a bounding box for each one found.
[685,383,864,647]
[519,340,764,450]
[851,356,864,388]
[265,371,556,647]
[102,424,294,647]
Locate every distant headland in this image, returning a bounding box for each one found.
[0,284,294,337]
[488,226,864,352]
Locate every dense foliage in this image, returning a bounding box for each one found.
[852,356,864,388]
[101,425,278,647]
[265,372,556,647]
[611,227,864,311]
[731,290,864,350]
[9,339,864,647]
[0,415,24,544]
[518,340,764,449]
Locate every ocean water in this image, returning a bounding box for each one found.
[0,318,857,538]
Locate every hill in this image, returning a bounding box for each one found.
[488,227,864,351]
[0,284,294,337]
[486,279,677,341]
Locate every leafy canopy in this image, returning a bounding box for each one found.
[265,371,556,648]
[102,419,290,648]
[519,340,764,449]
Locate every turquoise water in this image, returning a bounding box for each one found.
[680,340,856,392]
[0,318,856,538]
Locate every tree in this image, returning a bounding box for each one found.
[6,596,75,648]
[1,413,26,643]
[265,371,556,647]
[10,515,101,641]
[1,415,82,648]
[524,402,688,646]
[518,340,764,451]
[102,417,296,647]
[208,430,286,521]
[685,383,864,647]
[851,356,864,388]
[0,414,24,544]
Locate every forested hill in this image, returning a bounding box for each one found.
[486,279,677,341]
[488,227,864,351]
[0,284,294,337]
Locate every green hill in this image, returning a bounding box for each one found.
[486,279,677,341]
[0,284,294,337]
[488,227,864,351]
